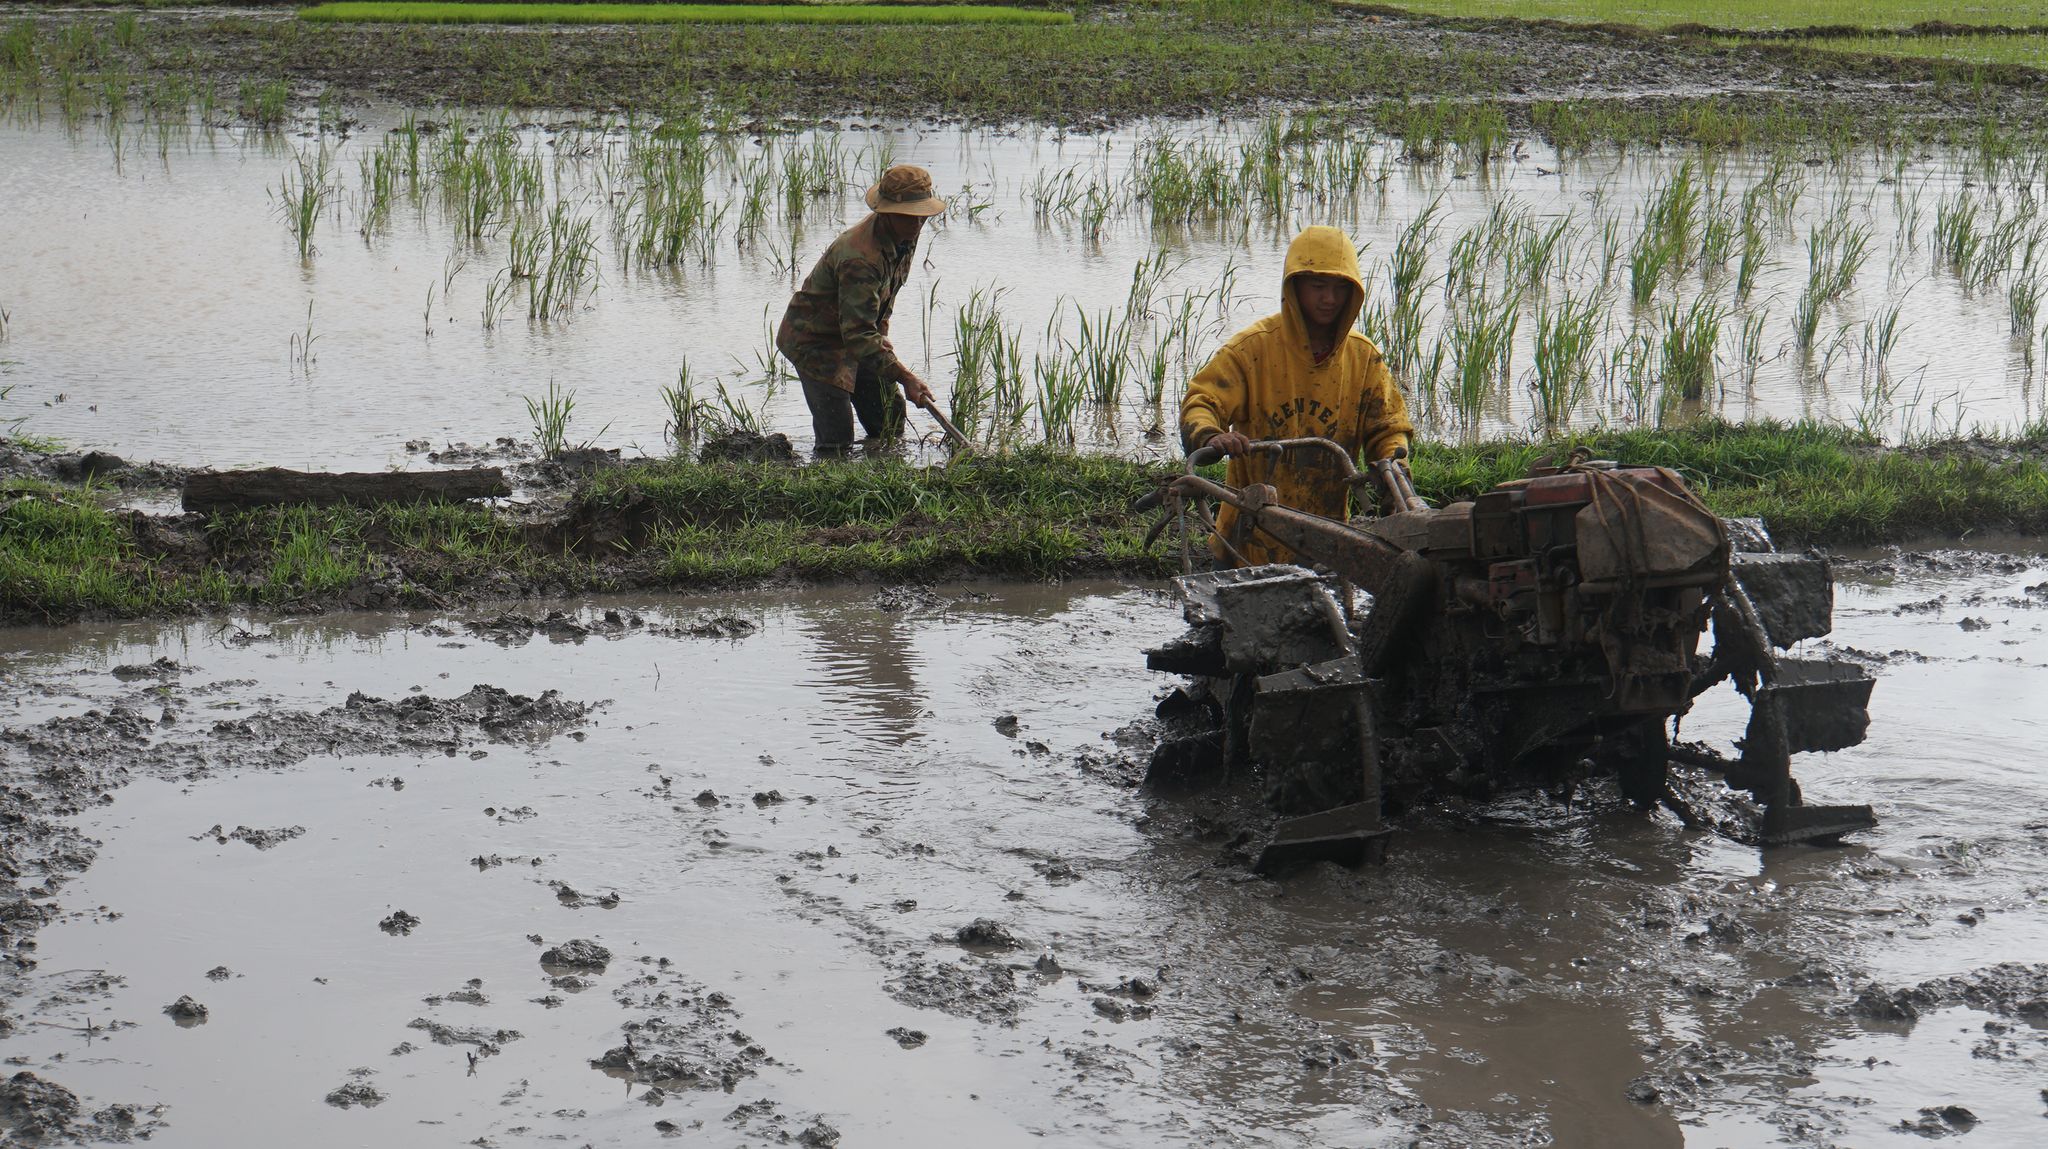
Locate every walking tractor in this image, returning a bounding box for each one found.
[1137,438,1877,871]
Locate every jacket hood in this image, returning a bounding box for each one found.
[1279,225,1366,364]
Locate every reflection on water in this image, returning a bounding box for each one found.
[4,109,2046,470]
[798,601,926,753]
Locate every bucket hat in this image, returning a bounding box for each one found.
[865,164,947,217]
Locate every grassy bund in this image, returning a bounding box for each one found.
[1368,0,2048,31]
[298,4,1073,27]
[4,422,2046,625]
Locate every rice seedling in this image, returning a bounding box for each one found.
[1697,193,1735,274]
[2010,275,2044,340]
[1788,206,1871,346]
[1933,191,1984,283]
[422,283,435,338]
[480,269,515,330]
[949,286,1008,438]
[1444,226,1486,303]
[734,153,774,243]
[1592,215,1625,298]
[779,133,847,221]
[628,131,724,268]
[749,308,790,393]
[705,380,767,436]
[1126,250,1178,319]
[1135,325,1177,413]
[1813,321,1857,386]
[0,304,10,344]
[1446,282,1520,426]
[275,146,336,260]
[1628,223,1677,307]
[289,300,320,374]
[1530,292,1599,431]
[1519,216,1571,292]
[1658,295,1723,402]
[238,79,289,130]
[1894,178,1925,254]
[1605,330,1657,427]
[0,23,34,76]
[1074,308,1134,406]
[661,360,701,451]
[862,134,898,184]
[1034,352,1083,447]
[1392,199,1443,309]
[1735,309,1769,390]
[1645,160,1701,268]
[518,201,599,322]
[1791,282,1826,350]
[1735,185,1770,298]
[524,378,586,457]
[988,325,1029,443]
[1861,300,1908,389]
[1386,199,1445,381]
[356,145,399,237]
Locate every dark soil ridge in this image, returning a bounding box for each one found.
[8,5,2048,137]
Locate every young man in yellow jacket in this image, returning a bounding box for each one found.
[1179,224,1415,567]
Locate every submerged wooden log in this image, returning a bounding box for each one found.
[181,466,510,513]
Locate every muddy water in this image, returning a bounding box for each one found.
[3,106,2044,469]
[1,559,2045,1147]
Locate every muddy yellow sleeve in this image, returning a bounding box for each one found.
[1359,353,1414,460]
[1180,345,1248,452]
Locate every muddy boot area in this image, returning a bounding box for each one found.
[0,563,2045,1147]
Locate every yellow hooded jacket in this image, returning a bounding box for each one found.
[1180,225,1415,567]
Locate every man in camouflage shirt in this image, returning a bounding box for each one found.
[776,164,944,454]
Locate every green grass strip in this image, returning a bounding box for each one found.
[298,4,1074,27]
[1411,420,2048,544]
[1362,1,2048,33]
[6,424,2047,625]
[1779,31,2048,67]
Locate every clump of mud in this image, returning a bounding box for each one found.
[540,939,611,972]
[406,436,533,466]
[1850,963,2048,1023]
[379,910,422,936]
[194,823,305,850]
[322,1070,384,1110]
[696,429,797,465]
[407,1018,520,1055]
[0,1071,160,1142]
[886,958,1025,1026]
[953,918,1020,950]
[591,960,771,1092]
[0,442,187,492]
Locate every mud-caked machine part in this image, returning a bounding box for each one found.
[1139,442,1879,868]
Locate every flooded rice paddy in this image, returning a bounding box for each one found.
[6,107,2048,468]
[1,553,2045,1147]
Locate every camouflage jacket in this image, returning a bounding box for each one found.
[775,215,915,392]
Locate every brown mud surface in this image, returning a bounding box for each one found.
[1,555,2045,1146]
[7,5,2044,131]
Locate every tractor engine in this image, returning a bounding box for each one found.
[1139,443,1876,868]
